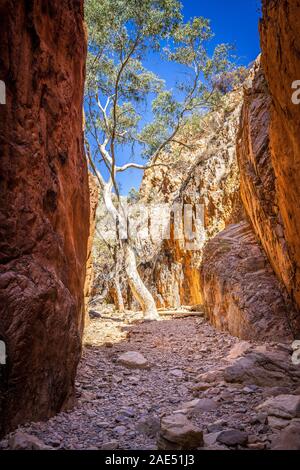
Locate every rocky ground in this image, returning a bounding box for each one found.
[1,306,300,450]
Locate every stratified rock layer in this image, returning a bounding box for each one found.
[200,221,296,341]
[241,0,300,313]
[0,0,88,435]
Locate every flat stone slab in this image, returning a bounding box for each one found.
[217,429,248,446]
[117,351,149,369]
[158,414,203,450]
[257,394,300,419]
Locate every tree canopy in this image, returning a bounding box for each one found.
[84,0,245,181]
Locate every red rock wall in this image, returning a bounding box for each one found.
[0,0,88,435]
[258,0,300,309]
[201,1,300,340]
[200,221,297,341]
[237,58,299,330]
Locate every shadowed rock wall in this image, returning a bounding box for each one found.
[0,0,88,435]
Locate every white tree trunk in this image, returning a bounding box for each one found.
[123,241,159,320]
[102,181,159,320]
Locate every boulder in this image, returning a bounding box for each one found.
[182,398,219,413]
[157,414,203,450]
[117,351,149,369]
[200,221,296,341]
[224,349,300,387]
[216,429,248,447]
[257,395,300,420]
[226,341,252,361]
[9,432,53,450]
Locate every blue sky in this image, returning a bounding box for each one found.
[98,0,262,195]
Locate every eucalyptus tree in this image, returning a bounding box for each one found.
[85,0,237,320]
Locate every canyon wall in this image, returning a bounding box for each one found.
[201,57,299,339]
[90,0,300,343]
[0,0,88,435]
[258,0,300,310]
[201,221,295,341]
[200,0,300,339]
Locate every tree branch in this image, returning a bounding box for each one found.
[116,162,171,173]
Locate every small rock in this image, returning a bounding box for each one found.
[183,398,219,413]
[117,351,149,369]
[242,386,256,394]
[217,429,248,447]
[158,414,203,450]
[197,369,224,383]
[247,442,266,450]
[267,416,290,430]
[89,310,101,318]
[127,375,140,384]
[177,384,189,395]
[9,432,54,450]
[95,420,110,428]
[226,341,252,361]
[169,369,184,378]
[203,432,221,446]
[121,407,135,418]
[271,419,300,450]
[115,415,130,424]
[101,440,119,450]
[169,397,181,404]
[207,419,227,433]
[191,382,211,392]
[113,425,127,435]
[250,413,267,425]
[136,416,160,438]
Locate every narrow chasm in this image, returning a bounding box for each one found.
[1,0,300,452]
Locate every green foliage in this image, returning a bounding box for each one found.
[127,187,140,204]
[85,0,242,170]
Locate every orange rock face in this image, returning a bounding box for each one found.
[237,59,298,325]
[257,0,300,310]
[201,222,297,341]
[199,1,300,341]
[0,0,88,435]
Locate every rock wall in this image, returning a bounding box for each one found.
[140,90,244,308]
[200,0,300,340]
[84,174,99,318]
[0,0,88,435]
[200,221,296,341]
[237,58,295,310]
[258,0,300,310]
